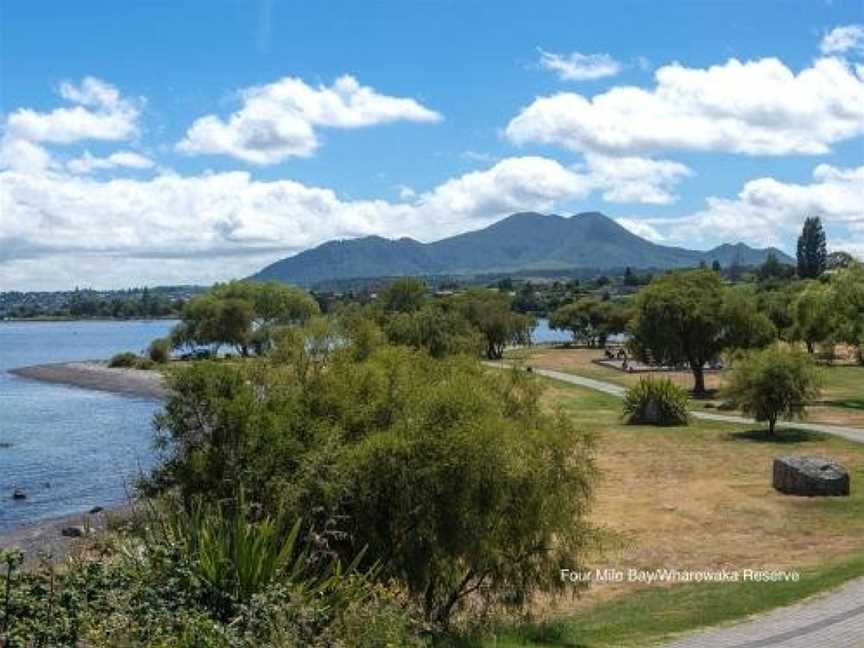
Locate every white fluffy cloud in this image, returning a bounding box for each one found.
[67,150,155,174]
[506,56,864,156]
[0,156,596,288]
[177,75,442,164]
[821,24,864,56]
[616,164,864,248]
[537,49,622,81]
[581,154,692,205]
[5,77,140,145]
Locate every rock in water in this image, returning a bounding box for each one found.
[12,488,26,500]
[773,456,850,496]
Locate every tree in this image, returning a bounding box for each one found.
[151,343,597,625]
[720,289,777,350]
[629,269,727,395]
[796,217,827,279]
[711,260,722,273]
[454,289,534,359]
[723,345,822,435]
[758,252,792,282]
[379,278,426,314]
[549,298,630,348]
[791,282,836,353]
[831,263,864,363]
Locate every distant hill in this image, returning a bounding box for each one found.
[251,212,793,285]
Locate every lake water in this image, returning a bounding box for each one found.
[0,320,176,533]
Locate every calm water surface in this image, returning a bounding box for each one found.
[0,320,176,533]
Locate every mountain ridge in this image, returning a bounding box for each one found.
[251,212,793,285]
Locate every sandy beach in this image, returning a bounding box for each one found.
[8,361,166,400]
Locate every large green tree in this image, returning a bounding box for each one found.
[629,269,726,395]
[454,289,535,359]
[791,282,836,354]
[796,217,827,279]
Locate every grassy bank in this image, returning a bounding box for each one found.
[484,553,864,647]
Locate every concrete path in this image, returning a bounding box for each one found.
[663,577,864,648]
[488,362,864,647]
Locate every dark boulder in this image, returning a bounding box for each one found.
[61,526,85,538]
[773,456,850,497]
[12,488,26,500]
[89,506,104,514]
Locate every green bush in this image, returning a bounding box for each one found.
[150,338,597,625]
[723,344,822,435]
[107,351,139,368]
[622,377,690,426]
[148,337,171,363]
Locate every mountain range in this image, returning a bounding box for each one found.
[251,212,793,286]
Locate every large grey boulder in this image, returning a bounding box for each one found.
[773,456,850,496]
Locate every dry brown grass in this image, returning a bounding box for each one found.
[534,381,864,614]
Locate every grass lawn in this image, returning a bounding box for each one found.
[479,378,864,647]
[508,346,864,428]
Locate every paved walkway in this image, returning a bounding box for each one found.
[487,362,864,647]
[664,577,864,648]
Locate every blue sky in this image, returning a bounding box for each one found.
[1,0,863,289]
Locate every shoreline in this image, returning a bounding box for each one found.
[8,361,166,400]
[0,504,132,564]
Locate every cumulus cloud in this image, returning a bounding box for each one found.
[5,77,140,145]
[506,56,864,156]
[67,150,155,174]
[820,24,864,56]
[0,156,596,288]
[177,75,442,164]
[617,164,864,249]
[582,154,692,204]
[537,48,622,81]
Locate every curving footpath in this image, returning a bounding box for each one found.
[487,363,864,647]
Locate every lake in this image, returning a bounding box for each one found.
[0,320,176,533]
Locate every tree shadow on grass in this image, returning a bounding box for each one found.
[727,428,828,444]
[821,399,864,411]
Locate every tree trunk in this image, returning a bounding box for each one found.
[768,416,776,436]
[692,365,706,396]
[806,341,814,354]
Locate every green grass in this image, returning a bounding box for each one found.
[480,553,864,648]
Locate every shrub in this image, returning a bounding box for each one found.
[147,337,171,363]
[722,344,823,435]
[107,351,139,368]
[150,342,597,625]
[622,377,690,426]
[135,358,155,370]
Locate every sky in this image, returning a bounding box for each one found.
[1,0,863,290]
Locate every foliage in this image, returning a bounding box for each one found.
[796,217,827,279]
[453,289,535,359]
[722,345,823,435]
[148,336,172,363]
[0,501,421,647]
[384,304,483,358]
[622,377,690,426]
[379,277,427,314]
[757,252,794,281]
[791,282,836,354]
[173,281,319,357]
[831,263,864,364]
[720,289,777,350]
[108,351,141,368]
[149,340,597,625]
[628,270,727,395]
[549,298,631,347]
